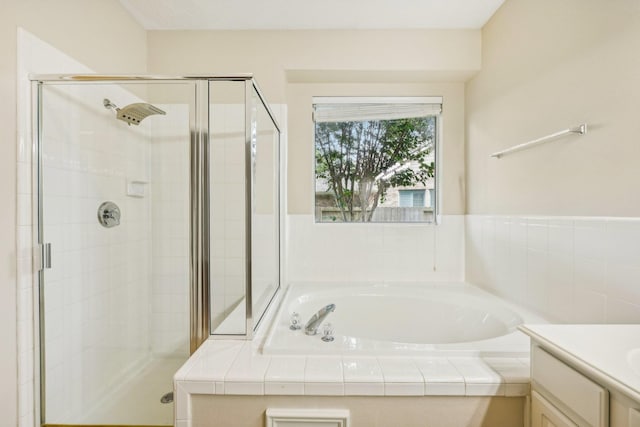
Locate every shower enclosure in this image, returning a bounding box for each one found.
[31,75,280,426]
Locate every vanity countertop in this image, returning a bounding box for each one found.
[519,324,640,402]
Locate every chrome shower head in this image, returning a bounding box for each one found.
[103,98,166,126]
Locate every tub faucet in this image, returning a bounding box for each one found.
[304,304,336,335]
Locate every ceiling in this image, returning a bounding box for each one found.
[118,0,506,30]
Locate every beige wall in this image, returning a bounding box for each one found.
[465,0,640,216]
[148,29,479,214]
[190,395,524,427]
[148,29,481,103]
[2,1,146,424]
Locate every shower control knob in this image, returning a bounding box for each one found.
[98,201,121,228]
[289,312,301,330]
[321,323,334,342]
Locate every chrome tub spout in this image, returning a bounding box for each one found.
[304,304,336,335]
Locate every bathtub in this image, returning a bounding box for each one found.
[261,282,545,356]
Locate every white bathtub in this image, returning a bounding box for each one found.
[261,282,545,356]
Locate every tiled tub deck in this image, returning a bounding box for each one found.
[174,340,530,427]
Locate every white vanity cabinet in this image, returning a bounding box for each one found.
[522,325,640,427]
[531,345,608,427]
[531,390,578,427]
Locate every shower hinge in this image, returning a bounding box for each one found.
[35,243,52,271]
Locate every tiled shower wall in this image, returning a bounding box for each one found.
[149,104,190,357]
[39,84,154,422]
[466,215,640,323]
[16,30,192,425]
[210,104,247,332]
[17,29,97,426]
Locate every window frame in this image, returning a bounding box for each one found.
[312,96,441,224]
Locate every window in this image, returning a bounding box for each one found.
[313,96,440,223]
[399,189,425,207]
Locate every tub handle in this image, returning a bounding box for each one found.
[321,322,335,342]
[289,312,301,330]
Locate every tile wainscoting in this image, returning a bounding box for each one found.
[466,215,640,324]
[286,214,465,283]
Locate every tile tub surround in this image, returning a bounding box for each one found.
[286,214,465,283]
[466,215,640,324]
[174,340,530,425]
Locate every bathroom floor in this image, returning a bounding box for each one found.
[80,357,185,425]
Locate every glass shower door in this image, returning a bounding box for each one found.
[250,85,280,328]
[37,80,194,425]
[208,80,281,336]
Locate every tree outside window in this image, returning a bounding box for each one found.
[313,99,439,223]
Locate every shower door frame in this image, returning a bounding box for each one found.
[30,74,281,425]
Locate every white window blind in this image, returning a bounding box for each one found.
[312,97,442,123]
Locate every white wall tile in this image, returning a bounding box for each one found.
[480,217,496,285]
[467,215,640,324]
[510,218,527,247]
[465,383,505,396]
[574,220,607,261]
[425,382,466,396]
[605,264,640,306]
[377,358,423,383]
[175,384,192,420]
[188,341,244,381]
[17,194,32,226]
[225,381,264,395]
[305,357,343,383]
[574,256,606,294]
[526,220,548,252]
[304,382,344,396]
[287,214,464,283]
[225,342,271,383]
[491,218,511,297]
[378,357,424,396]
[434,216,465,280]
[525,249,548,315]
[264,382,305,395]
[180,381,215,395]
[548,219,573,255]
[573,289,607,323]
[483,358,529,384]
[546,252,574,323]
[343,382,385,396]
[448,358,502,384]
[464,216,484,284]
[384,382,424,396]
[606,220,640,264]
[342,358,383,383]
[413,358,463,384]
[265,356,306,383]
[606,298,640,323]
